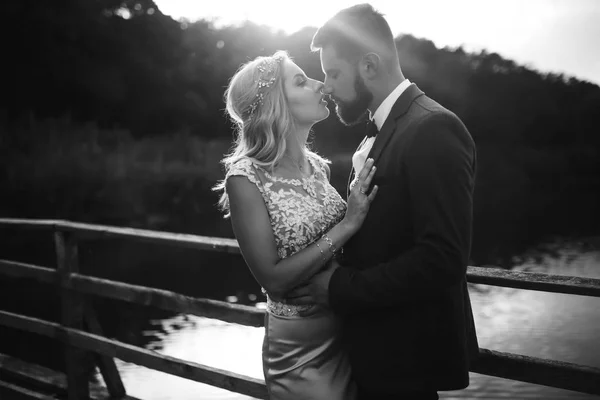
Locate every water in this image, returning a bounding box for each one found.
[95,246,600,400]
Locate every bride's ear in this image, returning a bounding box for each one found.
[361,53,381,79]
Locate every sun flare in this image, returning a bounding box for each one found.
[154,0,600,85]
[156,0,361,34]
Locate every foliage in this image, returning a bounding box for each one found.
[2,1,600,265]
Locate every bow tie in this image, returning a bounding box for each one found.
[366,121,378,138]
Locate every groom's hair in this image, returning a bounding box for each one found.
[311,3,398,64]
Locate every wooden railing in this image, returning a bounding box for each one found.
[0,218,599,399]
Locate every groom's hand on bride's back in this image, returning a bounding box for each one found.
[284,260,341,306]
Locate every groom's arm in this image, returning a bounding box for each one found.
[329,112,476,314]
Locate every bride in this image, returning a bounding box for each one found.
[213,50,378,400]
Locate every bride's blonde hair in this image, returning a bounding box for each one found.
[213,50,327,216]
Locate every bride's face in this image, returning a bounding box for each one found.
[282,59,330,125]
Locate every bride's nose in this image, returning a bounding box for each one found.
[315,80,325,93]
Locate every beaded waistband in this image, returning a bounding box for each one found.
[266,296,314,317]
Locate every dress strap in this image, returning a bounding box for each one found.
[226,158,269,200]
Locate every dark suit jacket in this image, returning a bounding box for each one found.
[330,83,479,394]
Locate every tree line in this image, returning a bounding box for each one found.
[2,0,600,265]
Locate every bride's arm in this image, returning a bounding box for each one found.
[226,160,377,298]
[227,175,359,299]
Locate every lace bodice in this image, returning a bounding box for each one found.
[226,154,347,316]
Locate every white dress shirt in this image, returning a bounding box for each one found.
[351,79,412,184]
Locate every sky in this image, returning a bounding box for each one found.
[153,0,600,85]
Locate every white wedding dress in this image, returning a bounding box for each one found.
[226,154,357,400]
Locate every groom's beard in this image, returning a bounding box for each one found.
[334,74,373,126]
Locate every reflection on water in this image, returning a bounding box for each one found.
[97,247,600,400]
[109,317,264,400]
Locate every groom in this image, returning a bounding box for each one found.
[287,4,479,400]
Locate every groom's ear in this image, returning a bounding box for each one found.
[360,53,381,79]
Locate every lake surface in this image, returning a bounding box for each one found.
[95,245,600,400]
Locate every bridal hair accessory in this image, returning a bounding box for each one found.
[248,55,284,118]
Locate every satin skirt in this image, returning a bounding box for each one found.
[262,306,356,400]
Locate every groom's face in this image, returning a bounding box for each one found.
[320,47,372,126]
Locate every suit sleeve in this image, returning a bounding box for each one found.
[329,113,476,314]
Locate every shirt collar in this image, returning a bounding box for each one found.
[371,79,412,131]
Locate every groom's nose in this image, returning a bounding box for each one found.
[321,84,333,95]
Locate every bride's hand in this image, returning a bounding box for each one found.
[342,158,378,233]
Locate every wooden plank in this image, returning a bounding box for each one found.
[2,311,600,397]
[0,258,264,327]
[0,311,269,399]
[1,218,599,297]
[2,255,598,302]
[55,231,90,400]
[0,218,61,229]
[0,352,67,395]
[70,273,266,327]
[0,259,57,284]
[0,218,240,254]
[0,352,141,400]
[2,255,598,324]
[0,380,56,400]
[84,305,126,398]
[472,348,600,395]
[467,266,600,297]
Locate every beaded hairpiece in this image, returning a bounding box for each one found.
[247,55,283,118]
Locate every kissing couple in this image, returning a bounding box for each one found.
[214,3,479,399]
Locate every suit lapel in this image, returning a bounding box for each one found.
[367,84,425,164]
[345,84,425,197]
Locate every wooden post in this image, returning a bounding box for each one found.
[84,305,126,398]
[55,231,89,400]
